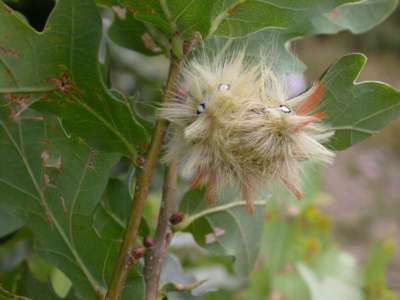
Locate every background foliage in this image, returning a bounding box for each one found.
[0,0,399,299]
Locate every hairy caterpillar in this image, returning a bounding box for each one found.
[159,46,334,212]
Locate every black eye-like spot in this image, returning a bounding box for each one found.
[279,104,291,113]
[196,102,206,115]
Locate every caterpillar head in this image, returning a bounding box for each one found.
[160,49,334,212]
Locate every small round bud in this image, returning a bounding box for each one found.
[143,236,155,248]
[136,156,146,168]
[131,246,146,260]
[169,212,184,225]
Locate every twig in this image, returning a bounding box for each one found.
[105,56,183,300]
[144,161,178,300]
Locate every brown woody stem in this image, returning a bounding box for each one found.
[105,57,183,300]
[144,161,178,300]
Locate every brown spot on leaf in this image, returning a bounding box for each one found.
[2,4,13,14]
[330,9,339,19]
[43,172,57,189]
[5,93,26,105]
[141,32,161,53]
[112,5,127,19]
[226,3,244,17]
[127,6,139,14]
[42,150,63,170]
[87,149,97,170]
[43,174,51,186]
[144,6,155,14]
[0,46,21,58]
[205,227,225,244]
[59,196,67,214]
[41,150,51,165]
[40,139,51,146]
[48,72,74,93]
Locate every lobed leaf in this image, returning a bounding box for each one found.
[0,105,143,299]
[321,53,400,150]
[0,0,148,158]
[177,188,266,277]
[101,0,362,39]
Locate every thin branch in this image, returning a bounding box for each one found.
[105,57,183,300]
[144,161,178,300]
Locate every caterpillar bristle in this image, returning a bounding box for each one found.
[190,168,205,190]
[206,171,217,205]
[159,43,335,211]
[282,178,303,201]
[296,82,325,115]
[294,111,327,132]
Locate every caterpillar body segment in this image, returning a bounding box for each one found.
[159,47,334,212]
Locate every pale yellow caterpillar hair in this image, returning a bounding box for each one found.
[159,43,334,212]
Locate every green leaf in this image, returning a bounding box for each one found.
[107,9,163,55]
[50,268,73,299]
[177,188,266,276]
[0,0,148,157]
[313,249,362,287]
[320,53,400,150]
[27,255,53,283]
[0,104,142,299]
[93,178,149,241]
[102,0,397,44]
[101,0,216,39]
[103,0,397,79]
[326,0,399,34]
[225,0,398,74]
[101,0,363,39]
[0,210,22,238]
[298,263,363,300]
